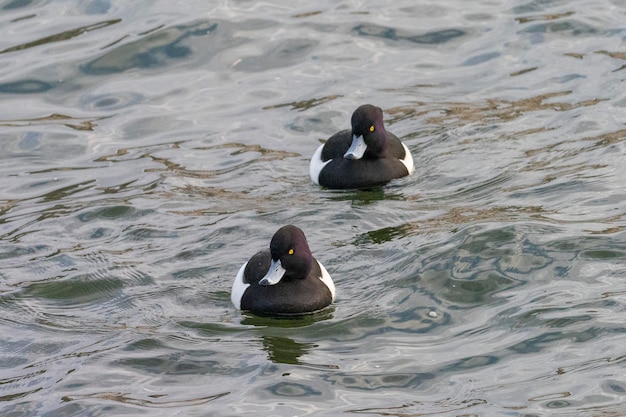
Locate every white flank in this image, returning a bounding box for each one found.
[231,262,250,310]
[309,143,331,185]
[400,143,415,174]
[317,261,336,301]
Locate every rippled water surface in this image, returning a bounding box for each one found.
[1,0,626,416]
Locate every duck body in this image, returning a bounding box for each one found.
[231,225,335,316]
[309,104,414,189]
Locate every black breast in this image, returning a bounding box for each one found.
[241,256,332,315]
[318,130,409,189]
[318,157,409,189]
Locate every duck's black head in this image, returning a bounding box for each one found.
[269,225,313,280]
[346,104,388,159]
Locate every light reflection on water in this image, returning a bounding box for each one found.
[1,0,626,416]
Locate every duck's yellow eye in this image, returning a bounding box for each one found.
[288,248,294,255]
[369,125,375,132]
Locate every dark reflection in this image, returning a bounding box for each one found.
[178,320,249,336]
[115,341,256,378]
[0,386,42,403]
[0,19,121,54]
[416,225,552,307]
[520,20,598,35]
[82,21,219,75]
[349,398,486,415]
[240,307,335,327]
[239,308,334,364]
[462,51,501,66]
[0,79,54,94]
[179,313,324,365]
[326,370,434,390]
[20,274,125,306]
[420,264,522,308]
[510,331,568,354]
[181,311,333,365]
[580,249,625,259]
[512,0,560,14]
[2,0,34,10]
[541,314,594,329]
[354,224,410,245]
[603,380,626,394]
[262,336,316,365]
[440,355,498,372]
[60,390,229,407]
[124,337,165,350]
[263,95,342,112]
[324,188,405,206]
[353,24,465,45]
[80,92,143,111]
[0,113,102,131]
[546,400,571,408]
[40,180,95,203]
[267,381,322,397]
[77,205,137,222]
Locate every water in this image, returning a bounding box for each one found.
[1,0,626,415]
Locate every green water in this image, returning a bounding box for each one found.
[1,0,626,416]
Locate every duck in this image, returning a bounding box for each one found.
[309,104,415,189]
[231,225,335,315]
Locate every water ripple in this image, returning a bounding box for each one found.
[1,0,625,416]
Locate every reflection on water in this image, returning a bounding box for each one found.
[353,24,466,45]
[263,336,314,365]
[82,21,218,75]
[0,19,122,55]
[1,0,626,416]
